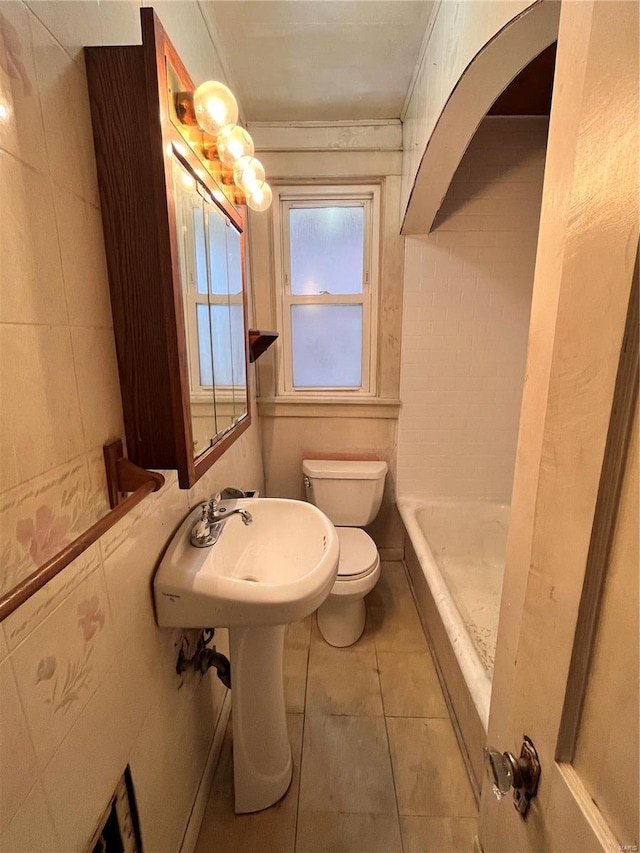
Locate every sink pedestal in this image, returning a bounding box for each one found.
[229,625,293,813]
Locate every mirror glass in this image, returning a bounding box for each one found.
[172,155,248,459]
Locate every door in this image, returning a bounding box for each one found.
[479,2,639,851]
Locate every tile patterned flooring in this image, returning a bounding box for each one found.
[195,562,478,853]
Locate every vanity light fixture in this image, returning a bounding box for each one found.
[176,79,271,210]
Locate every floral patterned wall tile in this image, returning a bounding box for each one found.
[10,567,116,772]
[0,455,106,600]
[3,544,102,652]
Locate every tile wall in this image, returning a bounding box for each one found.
[0,2,264,849]
[397,117,548,501]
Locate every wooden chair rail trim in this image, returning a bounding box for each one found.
[0,441,165,624]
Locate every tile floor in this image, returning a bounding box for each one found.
[195,562,478,853]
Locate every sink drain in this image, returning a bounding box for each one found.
[241,575,259,583]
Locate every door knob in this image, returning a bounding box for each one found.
[483,736,541,818]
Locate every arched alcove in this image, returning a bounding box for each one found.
[401,0,560,235]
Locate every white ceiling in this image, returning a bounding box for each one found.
[203,1,436,122]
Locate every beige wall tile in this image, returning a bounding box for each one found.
[387,717,477,817]
[0,781,61,852]
[26,1,102,61]
[71,327,124,452]
[400,816,477,853]
[0,2,47,170]
[377,651,448,718]
[306,645,383,717]
[54,187,113,328]
[29,11,99,203]
[99,0,142,46]
[0,153,67,326]
[0,324,84,485]
[296,812,403,853]
[0,657,39,832]
[11,568,117,770]
[41,661,132,850]
[299,715,396,814]
[0,626,7,662]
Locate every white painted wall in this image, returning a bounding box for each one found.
[397,117,548,501]
[401,0,538,218]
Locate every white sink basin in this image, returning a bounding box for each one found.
[153,497,339,814]
[154,497,339,628]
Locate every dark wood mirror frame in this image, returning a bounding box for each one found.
[85,8,251,488]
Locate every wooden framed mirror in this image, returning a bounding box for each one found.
[86,9,250,488]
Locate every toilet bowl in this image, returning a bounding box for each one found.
[302,459,388,647]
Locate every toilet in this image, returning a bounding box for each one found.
[302,459,388,647]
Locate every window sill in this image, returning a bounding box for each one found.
[257,396,401,419]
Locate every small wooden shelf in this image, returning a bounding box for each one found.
[249,330,279,363]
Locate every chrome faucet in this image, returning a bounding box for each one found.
[190,493,253,548]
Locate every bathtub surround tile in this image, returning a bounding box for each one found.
[299,714,396,815]
[0,152,67,326]
[54,186,114,329]
[0,657,39,833]
[400,816,477,853]
[296,812,403,853]
[195,714,303,853]
[386,717,477,817]
[11,568,117,771]
[306,645,383,717]
[0,781,61,852]
[377,651,448,718]
[284,646,308,713]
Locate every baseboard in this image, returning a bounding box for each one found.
[379,547,404,561]
[180,690,232,853]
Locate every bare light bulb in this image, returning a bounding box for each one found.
[233,156,265,193]
[216,124,254,167]
[193,81,238,136]
[246,182,272,212]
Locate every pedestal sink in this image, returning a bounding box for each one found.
[153,498,339,813]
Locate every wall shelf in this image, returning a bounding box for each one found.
[249,329,279,363]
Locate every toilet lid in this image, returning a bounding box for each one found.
[336,528,379,578]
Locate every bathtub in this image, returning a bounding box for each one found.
[397,497,509,792]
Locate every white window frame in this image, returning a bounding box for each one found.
[272,184,380,399]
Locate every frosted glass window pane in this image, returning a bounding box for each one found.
[290,206,364,295]
[207,208,228,295]
[226,225,243,295]
[211,305,234,386]
[193,207,208,295]
[291,304,362,388]
[196,304,213,386]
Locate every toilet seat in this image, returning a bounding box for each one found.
[336,528,379,580]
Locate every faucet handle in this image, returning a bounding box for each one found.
[208,493,221,519]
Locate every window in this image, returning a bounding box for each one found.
[273,185,380,397]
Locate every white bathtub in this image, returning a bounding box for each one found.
[397,497,509,732]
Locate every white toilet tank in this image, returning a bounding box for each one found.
[302,459,388,527]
